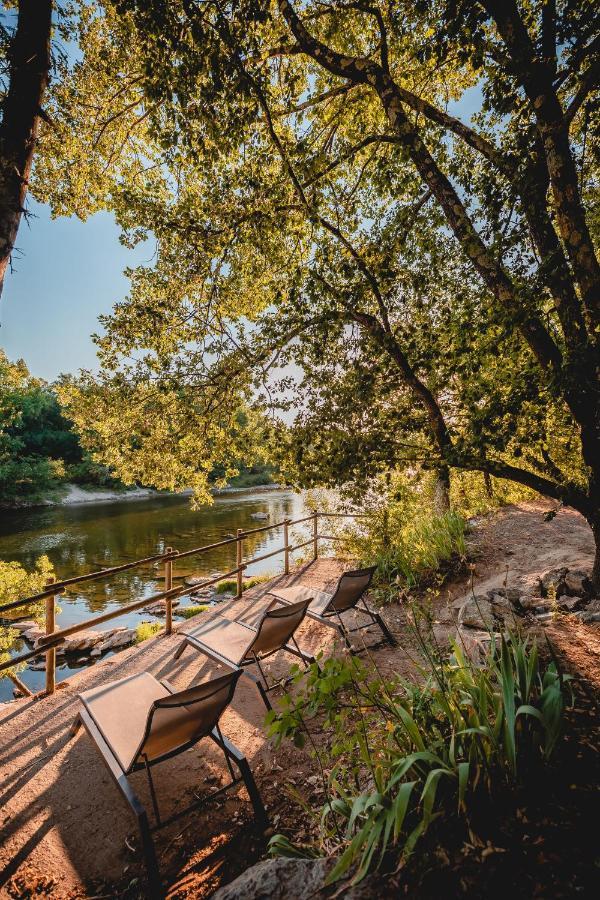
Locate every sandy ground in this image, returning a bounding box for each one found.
[0,501,597,899]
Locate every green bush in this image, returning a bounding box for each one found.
[267,632,571,884]
[135,621,163,642]
[214,575,271,594]
[0,556,55,679]
[177,604,209,619]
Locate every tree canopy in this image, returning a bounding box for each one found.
[33,1,600,578]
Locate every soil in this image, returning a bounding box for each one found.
[1,500,599,899]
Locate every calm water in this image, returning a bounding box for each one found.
[0,489,308,699]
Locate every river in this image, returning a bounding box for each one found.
[0,488,308,700]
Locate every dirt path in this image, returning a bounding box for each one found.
[0,502,597,899]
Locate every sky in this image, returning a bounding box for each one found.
[0,88,484,385]
[0,199,150,382]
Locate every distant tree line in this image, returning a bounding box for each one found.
[0,351,275,506]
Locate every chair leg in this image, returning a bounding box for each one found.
[136,807,163,898]
[374,612,396,646]
[69,714,82,738]
[236,756,268,828]
[173,638,188,660]
[211,728,268,828]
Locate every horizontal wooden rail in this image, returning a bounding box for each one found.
[35,566,247,651]
[1,508,366,688]
[290,538,314,551]
[245,546,285,567]
[0,585,67,614]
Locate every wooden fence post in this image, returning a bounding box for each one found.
[45,576,56,695]
[236,529,244,598]
[312,513,319,560]
[283,519,290,575]
[164,547,176,635]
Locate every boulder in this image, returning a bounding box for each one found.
[59,630,106,653]
[557,595,581,612]
[97,627,137,652]
[563,570,591,597]
[8,619,38,633]
[458,596,495,630]
[23,626,46,644]
[540,567,568,597]
[212,857,381,900]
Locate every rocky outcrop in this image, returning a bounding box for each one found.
[15,624,139,661]
[212,858,381,900]
[456,566,598,637]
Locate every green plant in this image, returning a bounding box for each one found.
[135,621,163,642]
[0,556,55,679]
[176,604,209,619]
[267,631,571,884]
[335,482,467,594]
[214,575,271,595]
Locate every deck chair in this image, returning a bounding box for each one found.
[268,566,396,650]
[70,668,265,894]
[174,598,314,710]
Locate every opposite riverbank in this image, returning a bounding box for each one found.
[2,481,286,509]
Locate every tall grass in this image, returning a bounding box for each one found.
[339,507,466,591]
[267,631,571,884]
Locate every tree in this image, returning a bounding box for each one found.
[43,2,600,582]
[0,350,72,503]
[0,0,53,297]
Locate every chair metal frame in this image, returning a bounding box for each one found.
[70,669,266,897]
[174,601,315,711]
[270,566,397,651]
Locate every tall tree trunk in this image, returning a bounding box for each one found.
[433,466,451,514]
[0,0,52,299]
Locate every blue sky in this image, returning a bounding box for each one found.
[0,199,150,382]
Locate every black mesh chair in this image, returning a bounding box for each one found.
[268,566,396,650]
[70,669,266,894]
[174,598,314,710]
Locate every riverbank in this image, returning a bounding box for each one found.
[2,481,287,509]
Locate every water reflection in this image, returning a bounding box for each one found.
[0,489,308,699]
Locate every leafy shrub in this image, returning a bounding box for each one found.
[338,507,466,592]
[177,604,209,619]
[0,556,55,679]
[267,632,571,884]
[135,621,163,642]
[214,575,271,594]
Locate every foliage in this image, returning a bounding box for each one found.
[0,350,122,501]
[33,0,600,584]
[214,575,271,595]
[0,556,55,679]
[176,604,209,620]
[328,472,467,592]
[267,632,572,883]
[135,620,163,642]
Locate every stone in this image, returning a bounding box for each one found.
[563,571,590,596]
[458,596,494,630]
[540,567,568,597]
[519,595,547,611]
[9,620,37,633]
[578,611,600,623]
[90,648,102,658]
[488,593,512,611]
[97,627,137,652]
[213,858,385,900]
[22,626,46,644]
[212,859,330,900]
[557,595,581,612]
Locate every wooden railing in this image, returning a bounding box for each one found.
[0,510,366,696]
